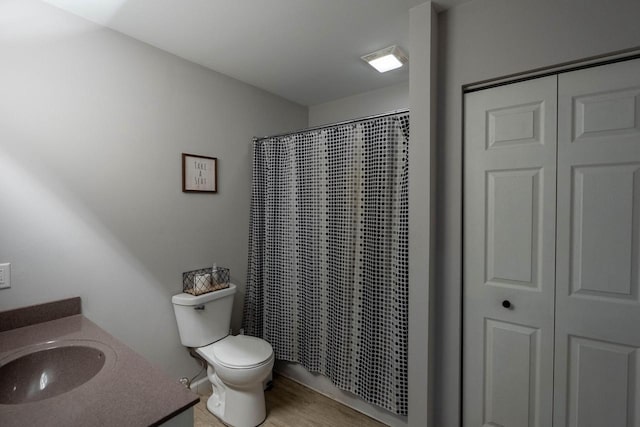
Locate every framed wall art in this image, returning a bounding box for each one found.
[182,153,217,193]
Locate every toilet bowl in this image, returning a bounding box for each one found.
[171,284,274,427]
[197,335,274,426]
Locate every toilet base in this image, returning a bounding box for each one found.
[206,368,267,427]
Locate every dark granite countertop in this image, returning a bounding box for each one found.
[0,312,199,426]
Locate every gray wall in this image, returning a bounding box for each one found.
[0,0,307,380]
[434,0,640,425]
[308,82,409,127]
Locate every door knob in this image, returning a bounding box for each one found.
[502,300,512,309]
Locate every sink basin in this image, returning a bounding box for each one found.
[0,341,114,405]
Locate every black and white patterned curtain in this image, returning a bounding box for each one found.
[243,113,409,416]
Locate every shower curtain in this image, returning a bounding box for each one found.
[243,113,409,416]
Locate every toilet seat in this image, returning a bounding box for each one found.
[198,335,273,369]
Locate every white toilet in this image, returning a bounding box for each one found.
[172,283,274,427]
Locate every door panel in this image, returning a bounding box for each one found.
[573,88,640,141]
[555,57,640,427]
[487,101,544,149]
[570,164,640,300]
[567,337,639,427]
[484,320,540,427]
[464,76,557,427]
[486,168,541,288]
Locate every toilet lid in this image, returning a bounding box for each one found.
[210,335,273,369]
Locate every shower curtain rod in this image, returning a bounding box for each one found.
[252,108,409,142]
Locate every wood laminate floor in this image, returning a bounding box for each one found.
[194,374,387,427]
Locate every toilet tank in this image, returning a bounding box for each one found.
[171,283,236,347]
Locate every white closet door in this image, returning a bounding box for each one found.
[554,58,640,427]
[463,76,558,427]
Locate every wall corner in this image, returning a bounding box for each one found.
[408,2,437,427]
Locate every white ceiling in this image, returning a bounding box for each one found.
[41,0,468,106]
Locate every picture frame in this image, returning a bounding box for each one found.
[182,153,217,193]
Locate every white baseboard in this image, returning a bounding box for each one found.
[274,361,408,427]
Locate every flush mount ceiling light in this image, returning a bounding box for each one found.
[361,45,409,73]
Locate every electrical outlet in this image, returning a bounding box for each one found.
[0,263,11,289]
